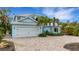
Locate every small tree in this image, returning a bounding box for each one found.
[37,16,52,32]
[0,8,11,34]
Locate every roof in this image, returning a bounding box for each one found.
[15,14,40,17]
[11,14,39,25]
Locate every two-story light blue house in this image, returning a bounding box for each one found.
[11,14,61,38]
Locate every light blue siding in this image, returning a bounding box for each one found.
[12,25,16,38]
[44,26,61,33]
[43,27,51,32]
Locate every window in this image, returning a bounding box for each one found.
[54,28,58,32]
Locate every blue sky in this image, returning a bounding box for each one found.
[6,7,79,22]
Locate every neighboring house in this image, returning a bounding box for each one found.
[11,14,61,38]
[11,14,43,38]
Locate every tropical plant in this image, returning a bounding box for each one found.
[0,8,11,34]
[52,17,59,26]
[0,27,5,43]
[37,16,52,32]
[48,18,53,25]
[73,25,79,36]
[0,8,11,49]
[37,16,49,26]
[38,33,47,37]
[64,25,74,35]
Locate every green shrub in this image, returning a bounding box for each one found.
[47,33,54,36]
[48,32,63,36]
[7,24,12,36]
[9,27,12,36]
[0,31,3,42]
[0,27,5,34]
[38,33,47,37]
[0,27,5,42]
[73,25,79,36]
[55,33,63,36]
[0,34,2,39]
[64,25,74,35]
[44,31,50,35]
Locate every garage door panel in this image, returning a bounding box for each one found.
[15,26,41,37]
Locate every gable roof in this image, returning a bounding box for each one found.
[16,16,37,23]
[11,14,39,25]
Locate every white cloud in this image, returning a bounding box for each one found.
[42,8,77,21]
[42,7,55,17]
[54,8,75,20]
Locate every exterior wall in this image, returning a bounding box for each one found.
[12,25,16,38]
[52,27,61,34]
[43,26,51,32]
[43,26,61,33]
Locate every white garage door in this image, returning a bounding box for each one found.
[14,26,42,37]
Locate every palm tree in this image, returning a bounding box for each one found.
[43,16,50,26]
[48,18,53,25]
[37,16,52,32]
[53,17,56,26]
[37,16,44,26]
[0,9,11,34]
[53,17,59,26]
[56,18,59,25]
[37,16,49,26]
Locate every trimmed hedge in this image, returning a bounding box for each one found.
[38,31,63,37]
[47,32,63,36]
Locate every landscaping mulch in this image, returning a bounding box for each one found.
[64,43,79,51]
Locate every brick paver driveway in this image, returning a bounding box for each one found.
[4,35,79,51]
